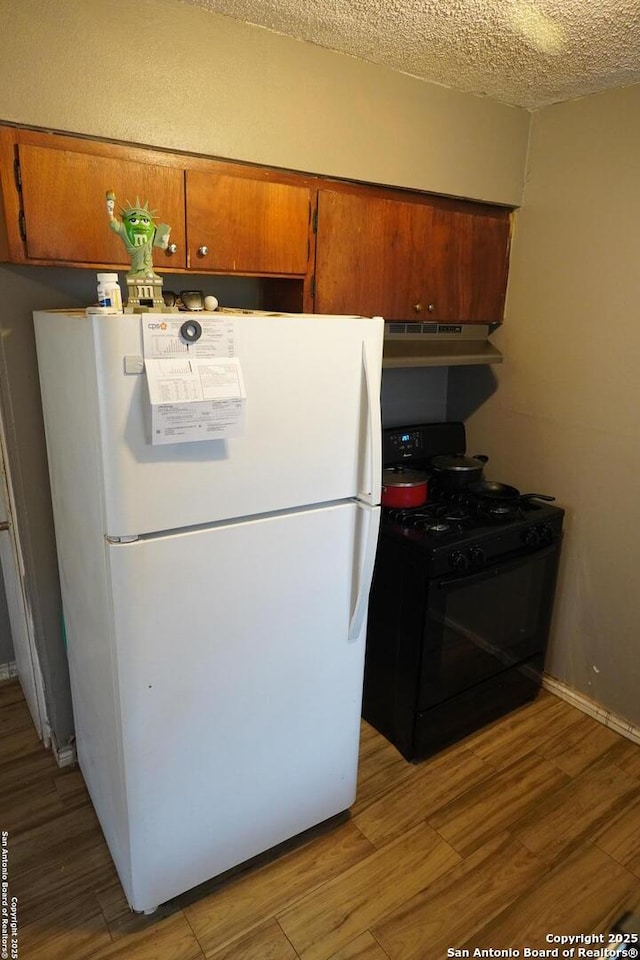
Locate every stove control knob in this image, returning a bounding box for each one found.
[469,546,486,567]
[522,527,540,547]
[449,551,468,571]
[539,523,554,544]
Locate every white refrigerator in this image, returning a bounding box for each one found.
[34,309,383,913]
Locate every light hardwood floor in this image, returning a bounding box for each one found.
[2,677,640,960]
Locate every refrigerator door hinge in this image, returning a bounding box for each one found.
[14,157,22,191]
[106,535,139,544]
[18,211,27,242]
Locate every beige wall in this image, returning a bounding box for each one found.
[0,0,529,205]
[453,83,640,725]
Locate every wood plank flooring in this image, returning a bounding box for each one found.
[2,677,640,959]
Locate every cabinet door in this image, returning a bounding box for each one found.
[186,171,311,275]
[18,143,186,268]
[315,190,443,321]
[441,206,511,323]
[315,189,511,324]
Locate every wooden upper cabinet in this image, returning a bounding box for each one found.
[185,171,311,275]
[315,190,437,320]
[315,189,511,323]
[0,125,511,314]
[443,206,511,324]
[17,143,187,268]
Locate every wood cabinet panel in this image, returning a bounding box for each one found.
[18,144,186,268]
[315,189,510,324]
[186,171,311,275]
[442,207,511,324]
[315,190,436,320]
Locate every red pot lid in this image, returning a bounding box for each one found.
[382,467,429,488]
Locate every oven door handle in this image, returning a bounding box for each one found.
[439,543,558,591]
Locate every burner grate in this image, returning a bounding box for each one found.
[383,492,526,534]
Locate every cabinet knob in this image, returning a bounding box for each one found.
[166,243,178,255]
[197,245,209,257]
[412,303,422,313]
[427,303,435,313]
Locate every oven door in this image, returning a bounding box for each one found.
[414,543,560,756]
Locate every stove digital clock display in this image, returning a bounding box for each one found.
[391,430,423,456]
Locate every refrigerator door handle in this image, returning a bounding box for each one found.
[360,337,382,505]
[348,502,380,642]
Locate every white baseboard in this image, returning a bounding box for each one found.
[0,660,18,681]
[543,674,640,746]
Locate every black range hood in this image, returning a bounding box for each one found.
[383,322,503,368]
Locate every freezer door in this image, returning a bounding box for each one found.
[107,501,375,912]
[91,312,382,535]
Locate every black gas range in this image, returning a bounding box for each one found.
[381,494,564,578]
[363,421,565,761]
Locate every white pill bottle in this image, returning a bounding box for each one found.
[96,273,123,313]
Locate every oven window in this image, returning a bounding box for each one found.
[418,546,559,710]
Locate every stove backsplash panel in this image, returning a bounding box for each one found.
[381,367,448,428]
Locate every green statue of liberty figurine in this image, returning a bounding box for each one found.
[106,190,172,311]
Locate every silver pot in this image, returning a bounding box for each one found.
[430,454,489,489]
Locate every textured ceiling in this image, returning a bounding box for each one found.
[179,0,640,109]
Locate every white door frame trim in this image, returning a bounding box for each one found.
[0,397,49,743]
